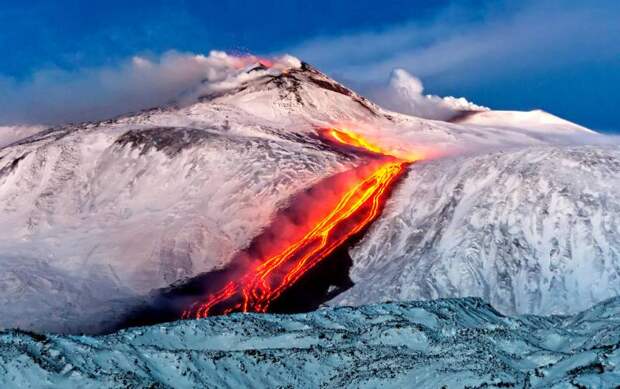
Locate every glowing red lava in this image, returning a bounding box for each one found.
[182,128,414,319]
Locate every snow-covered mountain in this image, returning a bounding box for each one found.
[0,52,614,333]
[2,296,619,388]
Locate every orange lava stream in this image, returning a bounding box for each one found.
[183,128,412,319]
[322,127,424,162]
[324,128,385,155]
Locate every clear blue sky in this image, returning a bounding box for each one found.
[1,0,618,131]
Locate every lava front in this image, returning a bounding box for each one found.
[183,128,414,319]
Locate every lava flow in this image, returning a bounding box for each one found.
[182,128,415,319]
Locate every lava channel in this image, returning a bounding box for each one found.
[182,128,416,319]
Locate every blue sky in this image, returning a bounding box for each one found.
[1,0,619,131]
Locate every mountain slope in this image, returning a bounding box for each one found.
[453,109,595,134]
[0,125,46,148]
[0,122,355,333]
[333,145,620,316]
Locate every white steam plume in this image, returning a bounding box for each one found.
[369,68,487,121]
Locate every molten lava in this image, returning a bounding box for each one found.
[323,128,386,155]
[322,127,424,162]
[183,128,414,319]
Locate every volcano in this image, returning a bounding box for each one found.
[0,52,618,335]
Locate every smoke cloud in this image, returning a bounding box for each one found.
[0,51,300,126]
[368,68,487,120]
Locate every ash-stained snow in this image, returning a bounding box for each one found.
[0,53,612,333]
[1,297,619,388]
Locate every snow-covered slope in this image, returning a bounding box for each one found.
[333,145,620,316]
[0,120,354,334]
[0,52,612,333]
[1,297,618,388]
[0,125,46,148]
[454,109,594,134]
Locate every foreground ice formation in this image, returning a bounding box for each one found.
[1,297,619,388]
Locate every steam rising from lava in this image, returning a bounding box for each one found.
[182,128,417,319]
